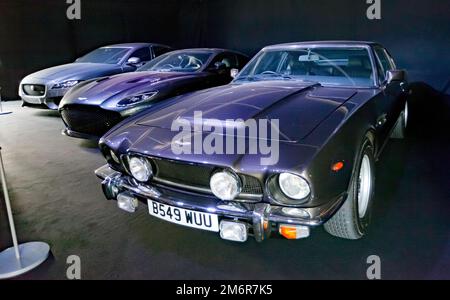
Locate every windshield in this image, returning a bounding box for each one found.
[138,51,213,72]
[235,47,375,87]
[77,47,130,64]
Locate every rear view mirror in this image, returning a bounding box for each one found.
[299,54,320,62]
[386,70,407,84]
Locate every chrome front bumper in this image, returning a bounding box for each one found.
[95,164,346,242]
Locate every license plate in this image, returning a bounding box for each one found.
[148,200,219,232]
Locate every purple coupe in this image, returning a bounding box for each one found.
[59,49,249,139]
[95,41,409,243]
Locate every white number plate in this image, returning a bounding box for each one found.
[148,200,219,232]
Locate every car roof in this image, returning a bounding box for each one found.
[103,43,172,49]
[264,40,381,50]
[168,48,248,57]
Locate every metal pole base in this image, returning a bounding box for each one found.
[0,242,50,279]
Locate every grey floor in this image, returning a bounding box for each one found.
[0,100,449,280]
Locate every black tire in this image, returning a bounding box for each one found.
[324,136,376,240]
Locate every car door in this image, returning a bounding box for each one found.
[373,46,405,143]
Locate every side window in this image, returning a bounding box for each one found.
[236,54,249,69]
[211,53,239,69]
[153,46,171,58]
[130,47,152,62]
[374,47,394,82]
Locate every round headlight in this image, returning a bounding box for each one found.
[210,171,242,201]
[278,173,311,200]
[128,157,152,182]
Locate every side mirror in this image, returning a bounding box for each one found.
[386,70,407,84]
[127,57,142,66]
[230,68,239,79]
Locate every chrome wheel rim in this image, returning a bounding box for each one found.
[357,155,372,218]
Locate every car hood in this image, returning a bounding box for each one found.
[134,81,357,141]
[61,71,201,107]
[22,63,123,82]
[102,81,357,170]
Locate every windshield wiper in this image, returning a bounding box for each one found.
[256,73,293,80]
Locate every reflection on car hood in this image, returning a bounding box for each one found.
[22,63,123,82]
[61,71,200,106]
[134,81,357,141]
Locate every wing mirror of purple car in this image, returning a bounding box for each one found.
[386,69,407,85]
[127,57,142,66]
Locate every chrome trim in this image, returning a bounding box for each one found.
[121,153,263,202]
[152,177,262,202]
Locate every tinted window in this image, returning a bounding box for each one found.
[130,47,152,61]
[374,47,393,82]
[138,51,213,72]
[236,54,249,69]
[153,46,171,57]
[210,53,239,69]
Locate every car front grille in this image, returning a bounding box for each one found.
[22,84,46,96]
[60,105,122,137]
[148,157,264,201]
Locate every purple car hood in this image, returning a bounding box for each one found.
[65,71,198,105]
[133,81,356,142]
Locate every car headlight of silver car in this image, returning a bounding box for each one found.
[278,173,311,200]
[117,91,158,107]
[210,170,242,201]
[52,80,80,89]
[128,156,153,182]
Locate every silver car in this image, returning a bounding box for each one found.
[19,43,172,109]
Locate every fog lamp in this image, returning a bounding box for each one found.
[117,193,139,213]
[220,221,248,242]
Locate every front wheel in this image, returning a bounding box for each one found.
[324,137,376,239]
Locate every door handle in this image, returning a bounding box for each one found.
[376,114,387,127]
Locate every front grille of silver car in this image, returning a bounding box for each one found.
[60,105,123,137]
[147,157,264,201]
[22,84,46,96]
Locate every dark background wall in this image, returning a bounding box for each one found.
[0,0,449,99]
